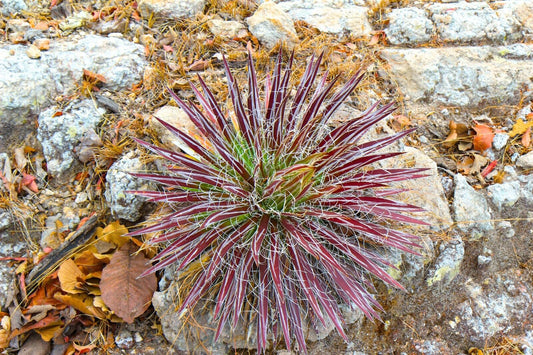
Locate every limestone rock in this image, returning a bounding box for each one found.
[137,0,205,19]
[385,8,433,45]
[276,0,371,36]
[246,1,298,49]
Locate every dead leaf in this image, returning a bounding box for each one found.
[471,154,490,175]
[186,59,210,72]
[96,221,129,247]
[58,259,85,294]
[443,121,469,148]
[100,242,157,323]
[457,156,474,174]
[34,323,63,341]
[82,69,106,84]
[19,173,38,193]
[509,118,533,137]
[472,124,494,151]
[53,294,106,319]
[13,147,28,170]
[522,127,531,148]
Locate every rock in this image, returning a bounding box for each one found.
[390,147,453,230]
[455,276,532,343]
[452,174,493,238]
[149,105,199,157]
[115,329,134,349]
[385,8,433,45]
[492,133,509,150]
[246,2,299,49]
[0,209,12,232]
[1,0,28,16]
[486,180,520,210]
[18,332,51,355]
[275,0,372,36]
[207,19,248,39]
[381,45,533,107]
[429,1,521,43]
[58,11,92,31]
[104,151,152,222]
[25,44,41,59]
[33,38,50,50]
[40,211,81,249]
[501,0,533,34]
[137,0,205,19]
[516,151,533,169]
[426,237,464,287]
[0,231,26,308]
[0,34,146,151]
[37,99,105,181]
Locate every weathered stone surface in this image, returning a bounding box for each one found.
[207,19,247,39]
[37,99,105,180]
[0,0,28,16]
[385,8,433,45]
[137,0,205,19]
[104,151,153,222]
[486,180,520,210]
[499,0,533,34]
[0,231,25,308]
[455,275,532,343]
[453,174,493,238]
[246,1,298,49]
[426,237,464,287]
[381,45,533,107]
[516,150,533,169]
[0,35,146,150]
[276,0,371,36]
[429,2,521,43]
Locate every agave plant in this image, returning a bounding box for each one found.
[129,50,427,353]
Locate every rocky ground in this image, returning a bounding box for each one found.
[1,0,533,354]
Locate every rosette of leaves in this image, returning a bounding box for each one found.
[129,51,428,353]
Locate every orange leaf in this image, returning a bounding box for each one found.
[100,242,157,323]
[57,259,85,294]
[522,127,531,148]
[472,124,494,151]
[82,69,106,84]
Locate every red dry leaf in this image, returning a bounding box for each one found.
[186,59,210,72]
[522,127,531,148]
[100,242,157,323]
[472,124,494,151]
[19,173,38,193]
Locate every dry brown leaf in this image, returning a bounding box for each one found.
[58,259,85,294]
[472,124,494,151]
[522,127,531,148]
[100,242,157,323]
[53,294,106,319]
[509,118,533,137]
[34,323,63,341]
[470,154,489,175]
[186,59,210,71]
[96,221,130,248]
[457,156,475,174]
[443,121,469,148]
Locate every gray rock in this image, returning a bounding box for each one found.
[456,276,532,342]
[0,35,146,151]
[40,209,80,249]
[149,105,199,157]
[0,209,12,232]
[246,2,299,49]
[516,151,533,169]
[381,45,533,107]
[501,0,533,34]
[0,0,28,16]
[104,151,152,222]
[492,133,509,150]
[426,237,464,287]
[276,0,371,36]
[429,1,520,43]
[519,174,533,204]
[137,0,205,19]
[0,232,26,308]
[37,99,105,180]
[486,180,520,210]
[453,174,493,238]
[385,8,433,45]
[115,329,134,349]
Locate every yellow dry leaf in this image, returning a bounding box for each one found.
[58,259,85,294]
[53,293,107,319]
[93,296,110,312]
[96,221,130,247]
[34,323,63,342]
[509,118,533,137]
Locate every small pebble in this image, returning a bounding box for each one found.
[34,38,50,50]
[477,255,492,266]
[26,44,41,59]
[134,332,143,343]
[492,133,509,150]
[115,329,134,349]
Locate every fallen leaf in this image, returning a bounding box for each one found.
[481,160,498,178]
[53,294,106,319]
[509,118,533,137]
[186,59,210,71]
[58,259,85,294]
[34,323,63,341]
[19,173,38,193]
[82,69,106,84]
[472,124,494,151]
[100,242,157,323]
[96,221,130,247]
[443,121,469,148]
[471,154,490,175]
[13,147,28,170]
[522,127,531,148]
